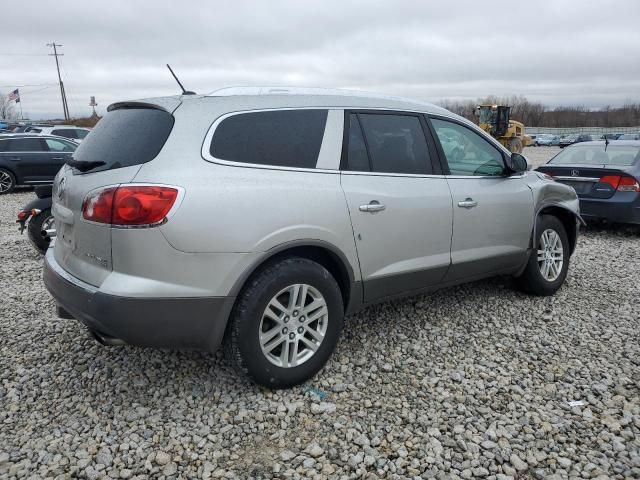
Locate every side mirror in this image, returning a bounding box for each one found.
[505,153,529,174]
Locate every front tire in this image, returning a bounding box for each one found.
[0,168,16,194]
[516,215,570,296]
[27,209,54,254]
[226,257,344,388]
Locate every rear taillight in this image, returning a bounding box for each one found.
[82,185,179,226]
[598,175,640,192]
[617,176,640,192]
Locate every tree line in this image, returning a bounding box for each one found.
[439,95,640,128]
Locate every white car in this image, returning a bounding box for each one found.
[27,125,91,143]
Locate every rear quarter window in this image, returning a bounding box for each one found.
[72,108,174,173]
[209,109,328,169]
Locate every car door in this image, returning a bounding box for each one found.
[5,137,51,183]
[42,137,75,178]
[428,116,533,281]
[340,111,453,302]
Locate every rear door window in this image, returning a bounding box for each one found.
[52,128,78,139]
[210,109,328,169]
[356,113,431,174]
[45,138,77,152]
[8,138,46,152]
[72,108,174,173]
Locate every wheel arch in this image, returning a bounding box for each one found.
[229,240,362,315]
[535,204,581,254]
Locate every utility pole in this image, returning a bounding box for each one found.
[47,42,70,121]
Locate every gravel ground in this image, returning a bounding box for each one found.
[1,148,639,479]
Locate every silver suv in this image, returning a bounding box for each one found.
[44,87,581,388]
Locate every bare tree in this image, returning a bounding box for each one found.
[0,93,18,120]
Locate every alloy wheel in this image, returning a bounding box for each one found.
[0,171,13,193]
[537,228,564,282]
[259,283,328,368]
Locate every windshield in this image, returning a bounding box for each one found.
[549,144,640,166]
[478,107,495,124]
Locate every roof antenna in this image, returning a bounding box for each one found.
[166,64,196,95]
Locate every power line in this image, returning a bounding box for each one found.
[0,53,49,56]
[0,84,57,88]
[46,42,70,121]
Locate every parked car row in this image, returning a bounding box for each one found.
[1,123,91,142]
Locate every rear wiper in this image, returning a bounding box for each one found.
[65,158,106,172]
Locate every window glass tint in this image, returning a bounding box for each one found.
[211,110,328,168]
[8,138,45,152]
[431,119,504,176]
[549,145,640,166]
[0,140,7,152]
[358,114,430,174]
[45,138,76,152]
[346,114,370,171]
[72,108,174,173]
[76,129,89,139]
[52,128,78,139]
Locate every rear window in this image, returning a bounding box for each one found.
[210,109,328,169]
[549,144,640,166]
[72,108,174,172]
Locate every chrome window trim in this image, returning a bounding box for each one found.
[201,107,342,174]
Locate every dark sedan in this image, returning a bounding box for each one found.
[537,141,640,225]
[0,135,77,194]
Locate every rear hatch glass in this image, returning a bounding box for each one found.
[71,107,174,174]
[53,106,174,286]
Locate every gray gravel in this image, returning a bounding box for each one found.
[1,150,639,479]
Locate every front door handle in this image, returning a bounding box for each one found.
[457,198,478,209]
[359,201,386,213]
[52,157,64,161]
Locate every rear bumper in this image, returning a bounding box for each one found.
[579,194,640,225]
[43,250,235,351]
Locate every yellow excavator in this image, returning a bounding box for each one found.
[476,104,532,153]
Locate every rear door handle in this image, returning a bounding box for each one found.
[52,157,64,161]
[457,198,478,209]
[9,156,21,162]
[359,201,386,213]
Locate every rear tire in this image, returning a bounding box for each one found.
[516,215,570,296]
[226,257,344,388]
[0,168,16,194]
[27,209,54,254]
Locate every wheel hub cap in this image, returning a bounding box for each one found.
[537,228,564,282]
[259,283,328,368]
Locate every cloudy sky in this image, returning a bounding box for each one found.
[3,0,640,119]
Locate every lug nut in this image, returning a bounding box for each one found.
[284,316,289,323]
[282,327,288,334]
[299,316,305,322]
[289,332,295,340]
[297,327,304,334]
[293,310,299,317]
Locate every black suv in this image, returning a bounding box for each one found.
[0,135,77,194]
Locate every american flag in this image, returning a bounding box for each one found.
[7,89,20,103]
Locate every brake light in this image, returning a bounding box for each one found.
[82,186,178,226]
[598,175,640,192]
[618,176,640,192]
